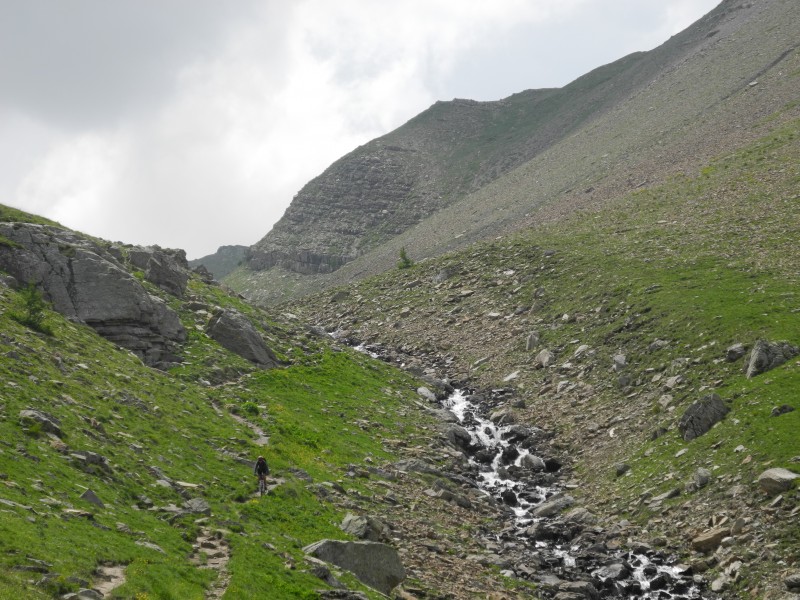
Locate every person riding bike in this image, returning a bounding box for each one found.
[254,456,270,495]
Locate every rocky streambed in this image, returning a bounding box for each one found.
[438,387,715,599]
[349,338,720,599]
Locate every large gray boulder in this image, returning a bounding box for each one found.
[678,393,730,441]
[205,309,279,368]
[19,409,62,437]
[757,468,799,495]
[532,494,574,518]
[744,339,798,378]
[443,424,472,452]
[303,540,405,595]
[0,223,186,368]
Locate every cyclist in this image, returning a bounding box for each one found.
[254,455,270,495]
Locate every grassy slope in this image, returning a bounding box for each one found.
[0,231,447,599]
[294,118,800,596]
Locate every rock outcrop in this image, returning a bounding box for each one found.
[205,308,279,368]
[678,393,730,441]
[303,539,405,595]
[743,339,799,378]
[128,246,190,298]
[0,223,186,367]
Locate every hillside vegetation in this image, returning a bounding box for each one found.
[293,118,800,598]
[1,211,530,599]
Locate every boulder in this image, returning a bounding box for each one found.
[71,451,111,472]
[678,393,729,441]
[19,409,62,437]
[340,513,387,541]
[489,408,516,425]
[771,404,795,417]
[526,331,540,351]
[691,526,730,552]
[593,563,629,581]
[556,580,599,599]
[183,498,212,516]
[691,468,712,491]
[533,494,574,518]
[0,223,186,368]
[520,454,546,471]
[428,408,459,423]
[79,489,105,509]
[205,309,279,368]
[443,424,473,452]
[416,387,437,402]
[563,507,598,525]
[744,340,799,378]
[304,540,405,595]
[725,343,747,362]
[573,344,590,358]
[757,468,799,495]
[785,572,800,592]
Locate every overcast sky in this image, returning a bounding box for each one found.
[1,0,719,259]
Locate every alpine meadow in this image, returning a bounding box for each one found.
[3,1,800,599]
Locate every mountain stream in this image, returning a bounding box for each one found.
[441,388,712,599]
[348,338,714,598]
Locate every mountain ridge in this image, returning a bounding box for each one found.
[222,0,800,306]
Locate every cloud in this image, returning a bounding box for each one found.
[2,0,720,258]
[0,0,261,130]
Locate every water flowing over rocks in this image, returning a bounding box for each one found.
[433,388,710,599]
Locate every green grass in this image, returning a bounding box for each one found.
[0,205,62,227]
[291,117,800,593]
[0,262,435,599]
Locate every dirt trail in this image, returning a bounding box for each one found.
[93,564,126,597]
[211,400,269,446]
[190,527,232,600]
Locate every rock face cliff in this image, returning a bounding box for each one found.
[0,223,188,368]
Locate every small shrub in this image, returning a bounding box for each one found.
[11,282,53,335]
[242,401,259,416]
[397,247,414,269]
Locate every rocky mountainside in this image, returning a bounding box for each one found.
[188,245,247,281]
[291,114,800,598]
[226,0,800,305]
[6,204,591,599]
